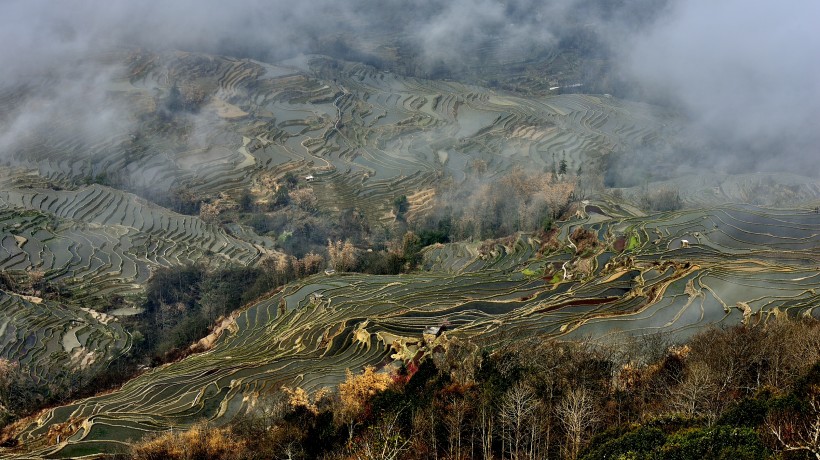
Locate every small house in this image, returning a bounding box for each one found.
[423,324,447,339]
[680,239,690,248]
[305,175,315,182]
[423,326,441,337]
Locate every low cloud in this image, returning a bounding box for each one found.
[623,0,820,175]
[0,0,817,177]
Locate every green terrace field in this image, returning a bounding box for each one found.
[8,202,818,458]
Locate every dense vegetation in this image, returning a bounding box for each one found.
[127,316,820,460]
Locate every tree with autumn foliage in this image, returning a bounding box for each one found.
[337,366,393,446]
[328,239,359,272]
[131,421,246,460]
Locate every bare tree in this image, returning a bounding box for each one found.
[670,361,718,421]
[445,394,470,459]
[473,391,495,460]
[340,240,358,271]
[353,411,412,460]
[640,186,682,212]
[411,406,438,460]
[432,338,481,386]
[300,252,325,276]
[280,441,305,460]
[557,388,597,460]
[758,319,820,390]
[500,382,539,460]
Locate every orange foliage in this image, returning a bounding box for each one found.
[328,239,358,272]
[45,417,82,444]
[281,386,330,415]
[300,252,325,276]
[570,226,598,254]
[338,366,392,415]
[131,421,246,460]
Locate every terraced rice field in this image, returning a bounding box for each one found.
[9,203,818,458]
[291,58,670,223]
[619,172,820,208]
[2,51,676,225]
[0,184,272,299]
[0,181,277,382]
[0,292,130,382]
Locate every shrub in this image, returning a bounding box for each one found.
[641,187,683,212]
[658,426,768,460]
[131,422,247,460]
[582,425,666,460]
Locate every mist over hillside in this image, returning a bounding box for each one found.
[1,0,819,177]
